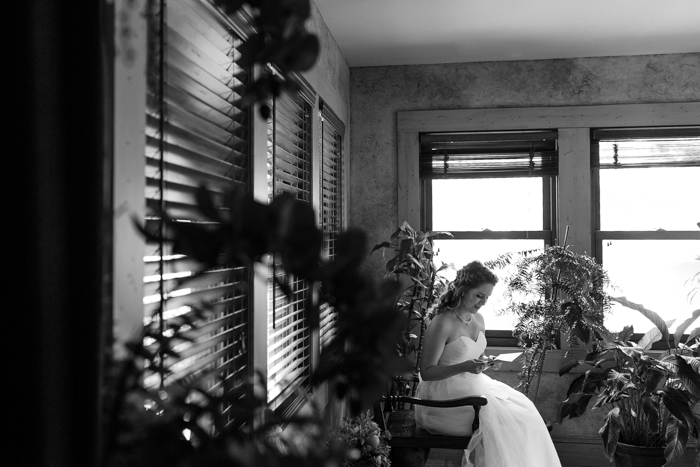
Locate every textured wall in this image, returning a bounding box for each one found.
[304,0,350,120]
[350,53,700,274]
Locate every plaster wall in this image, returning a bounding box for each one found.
[348,52,700,440]
[304,0,351,122]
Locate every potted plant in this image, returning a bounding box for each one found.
[371,222,450,396]
[557,298,700,467]
[329,411,392,467]
[486,242,613,401]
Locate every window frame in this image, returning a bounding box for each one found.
[397,102,700,351]
[318,99,345,350]
[135,0,257,392]
[265,83,316,415]
[591,126,700,345]
[422,173,557,343]
[590,126,700,259]
[250,73,347,416]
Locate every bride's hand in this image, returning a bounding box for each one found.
[464,359,489,374]
[483,355,502,371]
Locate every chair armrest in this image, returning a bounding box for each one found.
[388,395,487,408]
[381,395,488,433]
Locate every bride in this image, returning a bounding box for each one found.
[415,261,561,467]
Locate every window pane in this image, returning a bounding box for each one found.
[434,239,545,330]
[602,240,700,334]
[432,178,543,231]
[599,167,700,230]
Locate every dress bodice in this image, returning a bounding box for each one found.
[438,332,486,365]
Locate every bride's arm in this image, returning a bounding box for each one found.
[419,313,487,381]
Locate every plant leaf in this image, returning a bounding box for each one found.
[599,406,621,461]
[641,395,660,432]
[674,355,700,399]
[385,256,398,275]
[613,296,670,344]
[640,366,666,393]
[660,387,696,430]
[370,241,391,255]
[618,325,635,343]
[398,238,412,261]
[682,356,700,374]
[663,417,689,467]
[637,318,677,351]
[195,185,223,222]
[675,309,700,348]
[686,327,700,345]
[559,358,580,376]
[555,393,592,423]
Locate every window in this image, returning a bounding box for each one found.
[592,127,700,334]
[319,101,344,348]
[266,87,314,415]
[111,0,349,426]
[143,0,252,406]
[419,130,558,332]
[399,103,700,349]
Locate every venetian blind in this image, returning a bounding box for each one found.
[144,0,252,402]
[591,127,700,169]
[267,87,314,415]
[319,101,344,349]
[419,130,558,179]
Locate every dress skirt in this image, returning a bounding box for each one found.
[415,332,561,467]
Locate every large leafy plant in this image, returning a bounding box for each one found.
[486,244,613,398]
[371,222,450,380]
[557,298,700,467]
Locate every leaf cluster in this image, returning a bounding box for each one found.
[214,0,320,119]
[557,299,700,467]
[486,246,613,395]
[371,222,451,369]
[328,411,392,467]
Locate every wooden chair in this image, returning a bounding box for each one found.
[373,374,487,467]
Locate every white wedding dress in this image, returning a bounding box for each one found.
[415,331,562,467]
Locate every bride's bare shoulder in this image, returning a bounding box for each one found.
[427,311,455,331]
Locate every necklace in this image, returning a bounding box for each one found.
[453,311,472,326]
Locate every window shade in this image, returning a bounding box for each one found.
[144,0,251,398]
[267,88,314,414]
[419,130,558,179]
[591,127,700,169]
[319,102,344,349]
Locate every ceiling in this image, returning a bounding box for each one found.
[313,0,700,67]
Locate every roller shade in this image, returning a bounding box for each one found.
[267,87,314,414]
[591,127,700,169]
[319,102,344,349]
[144,0,251,395]
[419,130,558,179]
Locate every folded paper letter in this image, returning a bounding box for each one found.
[491,352,523,363]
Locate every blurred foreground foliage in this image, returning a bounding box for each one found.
[103,186,411,467]
[103,1,410,465]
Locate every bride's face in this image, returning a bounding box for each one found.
[462,283,495,314]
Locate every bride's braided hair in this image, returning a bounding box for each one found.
[438,261,498,311]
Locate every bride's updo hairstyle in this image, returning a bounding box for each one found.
[438,261,498,311]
